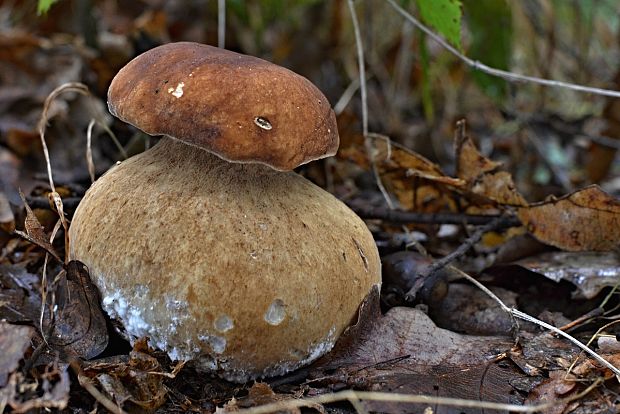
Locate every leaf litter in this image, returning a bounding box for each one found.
[2,3,620,413]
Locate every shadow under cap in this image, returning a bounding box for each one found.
[107,42,339,171]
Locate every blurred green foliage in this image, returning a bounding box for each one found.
[37,0,59,15]
[414,0,463,50]
[464,0,512,101]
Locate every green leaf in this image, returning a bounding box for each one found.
[463,0,513,101]
[414,0,462,50]
[418,33,434,122]
[37,0,59,15]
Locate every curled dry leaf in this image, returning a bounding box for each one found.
[455,127,527,207]
[14,191,61,262]
[82,340,169,411]
[369,138,464,211]
[49,260,108,359]
[517,186,620,251]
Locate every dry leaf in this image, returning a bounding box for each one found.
[0,190,15,233]
[524,371,576,414]
[517,185,620,251]
[82,342,168,411]
[311,288,521,414]
[513,251,620,299]
[370,139,464,211]
[0,322,34,387]
[455,126,527,207]
[15,190,61,262]
[49,260,108,359]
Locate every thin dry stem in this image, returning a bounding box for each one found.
[70,360,128,414]
[450,267,620,378]
[231,389,549,414]
[334,78,361,115]
[38,83,90,192]
[86,119,96,183]
[566,319,620,378]
[347,0,368,136]
[218,0,226,48]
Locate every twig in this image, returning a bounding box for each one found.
[347,1,395,210]
[347,0,368,136]
[351,204,521,226]
[566,319,620,378]
[385,0,620,99]
[69,359,128,414]
[450,267,620,378]
[334,78,361,115]
[86,119,96,183]
[231,389,550,414]
[218,0,226,48]
[38,83,91,193]
[557,307,604,332]
[404,215,511,300]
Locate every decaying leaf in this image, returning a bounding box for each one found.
[14,190,61,262]
[369,138,464,211]
[0,365,70,413]
[455,125,527,207]
[311,288,521,414]
[524,371,576,414]
[0,261,108,361]
[0,190,15,233]
[0,264,42,323]
[0,322,34,387]
[81,339,170,411]
[513,251,620,299]
[517,186,620,251]
[49,260,108,359]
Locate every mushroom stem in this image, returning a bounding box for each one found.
[70,136,380,382]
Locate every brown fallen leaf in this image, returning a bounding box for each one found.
[0,322,34,387]
[0,261,108,361]
[524,371,576,414]
[311,288,521,414]
[49,260,108,359]
[0,264,42,324]
[14,190,61,262]
[455,122,527,207]
[517,185,620,251]
[81,339,169,411]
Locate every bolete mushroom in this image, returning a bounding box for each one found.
[69,42,381,382]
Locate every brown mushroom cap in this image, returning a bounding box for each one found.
[107,42,339,171]
[69,137,381,381]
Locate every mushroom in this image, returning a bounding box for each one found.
[69,42,381,382]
